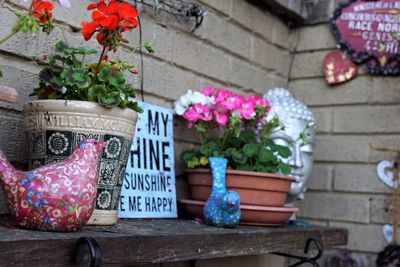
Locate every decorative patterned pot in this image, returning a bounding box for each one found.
[23,100,138,225]
[186,169,294,207]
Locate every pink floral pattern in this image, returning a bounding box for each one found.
[0,139,106,232]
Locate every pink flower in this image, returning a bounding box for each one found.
[238,100,256,120]
[214,110,228,126]
[246,96,265,107]
[182,103,213,124]
[220,94,243,110]
[201,105,213,121]
[214,88,234,103]
[201,87,214,96]
[183,105,202,123]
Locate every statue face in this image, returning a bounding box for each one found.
[269,117,315,204]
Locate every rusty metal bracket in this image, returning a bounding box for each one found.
[72,237,102,267]
[272,238,323,267]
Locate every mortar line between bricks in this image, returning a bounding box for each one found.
[2,1,290,82]
[136,11,290,78]
[297,216,371,225]
[307,189,390,196]
[124,46,282,94]
[138,21,288,79]
[289,73,370,81]
[196,0,292,51]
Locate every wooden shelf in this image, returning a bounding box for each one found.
[0,216,347,266]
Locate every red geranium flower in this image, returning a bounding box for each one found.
[32,0,54,23]
[81,0,139,49]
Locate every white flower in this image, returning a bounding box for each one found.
[173,89,215,115]
[190,91,208,105]
[173,101,187,115]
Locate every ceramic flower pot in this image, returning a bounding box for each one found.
[180,199,298,226]
[23,100,138,225]
[186,168,294,207]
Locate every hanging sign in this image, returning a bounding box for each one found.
[119,102,177,218]
[331,0,400,75]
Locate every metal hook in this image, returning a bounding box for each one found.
[72,237,102,267]
[272,238,323,267]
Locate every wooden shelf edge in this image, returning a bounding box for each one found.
[0,217,348,266]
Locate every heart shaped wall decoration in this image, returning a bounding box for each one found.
[377,160,396,189]
[323,51,358,85]
[383,224,393,244]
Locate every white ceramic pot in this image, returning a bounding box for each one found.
[23,100,138,225]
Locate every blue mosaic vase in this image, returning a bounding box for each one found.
[203,157,241,228]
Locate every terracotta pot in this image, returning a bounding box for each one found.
[186,168,294,207]
[179,199,298,226]
[23,100,138,225]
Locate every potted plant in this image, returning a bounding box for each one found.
[174,87,296,208]
[3,0,154,225]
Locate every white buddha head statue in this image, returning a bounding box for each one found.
[264,88,316,204]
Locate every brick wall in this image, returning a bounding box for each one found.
[290,21,400,266]
[0,1,291,266]
[4,0,394,265]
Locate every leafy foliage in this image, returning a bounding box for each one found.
[30,41,152,112]
[181,128,292,175]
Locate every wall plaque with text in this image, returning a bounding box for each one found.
[118,102,177,218]
[331,0,400,75]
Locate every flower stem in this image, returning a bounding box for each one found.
[0,29,18,46]
[95,45,108,75]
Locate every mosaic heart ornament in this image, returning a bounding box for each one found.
[377,160,396,189]
[323,51,358,85]
[383,224,393,244]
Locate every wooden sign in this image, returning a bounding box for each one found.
[331,0,400,75]
[119,102,177,218]
[323,51,358,85]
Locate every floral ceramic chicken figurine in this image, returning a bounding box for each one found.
[0,138,106,232]
[203,157,241,228]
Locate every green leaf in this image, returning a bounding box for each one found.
[239,131,257,144]
[258,148,274,163]
[108,70,125,87]
[61,68,91,89]
[187,157,199,168]
[199,140,219,156]
[237,165,253,171]
[243,143,259,157]
[273,144,291,158]
[126,101,143,113]
[88,85,106,102]
[55,41,97,56]
[0,68,3,79]
[181,150,196,162]
[144,42,155,53]
[278,161,291,175]
[98,91,120,107]
[55,41,69,53]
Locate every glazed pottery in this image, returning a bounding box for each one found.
[180,199,298,226]
[186,169,294,207]
[23,100,138,225]
[203,157,240,228]
[0,139,106,232]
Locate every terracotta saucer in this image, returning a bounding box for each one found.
[179,199,298,227]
